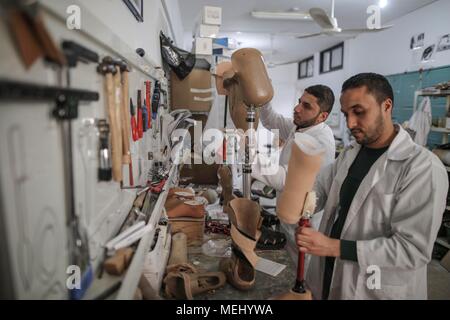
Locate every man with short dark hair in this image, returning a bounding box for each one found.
[296,73,448,299]
[252,84,336,260]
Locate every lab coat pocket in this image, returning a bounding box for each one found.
[368,193,395,228]
[363,283,408,300]
[356,272,409,300]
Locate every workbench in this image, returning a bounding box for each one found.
[188,233,297,300]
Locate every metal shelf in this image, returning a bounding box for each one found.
[416,89,450,97]
[431,127,450,133]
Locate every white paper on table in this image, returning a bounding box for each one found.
[255,257,286,277]
[206,203,229,221]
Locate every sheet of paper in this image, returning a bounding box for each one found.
[206,203,229,221]
[255,257,286,277]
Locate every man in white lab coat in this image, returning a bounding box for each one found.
[296,73,448,299]
[252,85,336,259]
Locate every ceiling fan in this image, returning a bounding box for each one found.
[265,34,303,68]
[295,0,392,39]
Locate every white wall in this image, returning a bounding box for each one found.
[267,64,298,118]
[74,0,177,65]
[348,0,450,76]
[291,0,450,138]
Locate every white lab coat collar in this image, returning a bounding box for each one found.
[348,124,416,161]
[295,121,327,134]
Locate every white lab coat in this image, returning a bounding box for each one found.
[306,125,448,300]
[408,97,432,146]
[251,103,336,263]
[252,103,336,192]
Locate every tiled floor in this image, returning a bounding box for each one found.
[427,259,450,300]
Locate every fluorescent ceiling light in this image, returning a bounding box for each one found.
[251,11,312,20]
[379,0,388,8]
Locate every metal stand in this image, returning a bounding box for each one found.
[243,105,256,199]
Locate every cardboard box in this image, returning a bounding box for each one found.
[199,24,220,38]
[171,67,213,112]
[203,6,222,25]
[180,162,220,185]
[195,37,213,55]
[213,37,237,49]
[169,216,205,246]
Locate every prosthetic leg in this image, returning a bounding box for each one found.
[273,195,315,300]
[273,133,324,300]
[224,48,274,199]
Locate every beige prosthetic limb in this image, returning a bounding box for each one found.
[219,198,262,291]
[213,61,233,96]
[226,48,274,198]
[273,133,324,300]
[226,81,260,131]
[231,48,274,107]
[277,133,324,224]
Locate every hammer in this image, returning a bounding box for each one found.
[97,57,123,182]
[115,59,134,186]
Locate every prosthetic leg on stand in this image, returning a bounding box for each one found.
[223,48,274,199]
[272,133,325,300]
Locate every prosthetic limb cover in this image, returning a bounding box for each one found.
[218,165,234,208]
[167,233,188,266]
[227,82,260,131]
[219,198,262,290]
[214,61,233,95]
[231,48,274,107]
[164,271,226,300]
[277,133,325,224]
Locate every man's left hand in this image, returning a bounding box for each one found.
[296,227,340,257]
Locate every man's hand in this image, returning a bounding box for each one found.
[296,227,340,257]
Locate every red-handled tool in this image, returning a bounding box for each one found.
[145,81,152,129]
[296,217,310,290]
[137,90,143,139]
[272,209,314,300]
[130,98,138,142]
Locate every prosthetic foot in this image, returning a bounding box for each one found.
[219,198,262,291]
[164,271,226,300]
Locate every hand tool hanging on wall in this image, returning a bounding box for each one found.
[130,98,139,142]
[142,99,149,132]
[3,0,66,68]
[97,119,112,181]
[0,78,99,300]
[62,41,99,67]
[113,59,134,186]
[137,90,144,139]
[61,42,101,299]
[97,57,123,182]
[151,81,161,120]
[145,81,152,128]
[112,61,124,161]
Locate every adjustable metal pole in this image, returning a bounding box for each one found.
[243,105,256,199]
